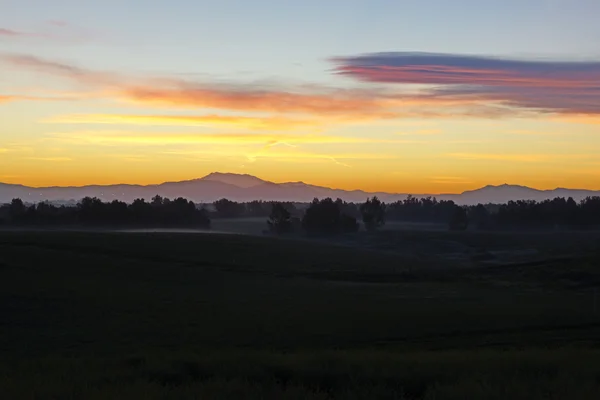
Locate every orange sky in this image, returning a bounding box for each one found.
[2,7,600,194]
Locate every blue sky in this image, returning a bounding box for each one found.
[4,0,599,77]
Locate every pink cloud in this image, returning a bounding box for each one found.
[333,52,600,115]
[0,28,31,37]
[3,51,597,120]
[0,22,96,43]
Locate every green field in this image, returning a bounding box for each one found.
[1,230,600,399]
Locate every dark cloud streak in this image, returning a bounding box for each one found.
[333,52,600,115]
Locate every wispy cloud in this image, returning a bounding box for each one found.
[447,153,552,162]
[44,114,319,130]
[333,52,600,116]
[0,144,32,153]
[1,54,117,85]
[329,157,352,168]
[0,53,518,120]
[506,129,564,136]
[0,28,28,37]
[0,22,96,43]
[429,176,473,184]
[554,115,600,125]
[396,129,442,136]
[446,152,595,163]
[245,150,392,165]
[5,51,599,120]
[25,157,72,162]
[0,92,94,104]
[1,53,391,115]
[47,130,423,147]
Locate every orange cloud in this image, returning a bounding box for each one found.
[47,130,423,146]
[25,157,72,162]
[446,152,596,163]
[245,149,395,163]
[119,85,405,117]
[430,176,473,184]
[44,114,319,130]
[5,52,597,121]
[506,130,564,136]
[0,53,510,120]
[554,115,600,125]
[396,129,442,135]
[0,92,94,104]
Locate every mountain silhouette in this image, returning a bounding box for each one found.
[200,172,269,188]
[1,173,598,205]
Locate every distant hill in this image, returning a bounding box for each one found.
[200,172,269,188]
[1,173,599,205]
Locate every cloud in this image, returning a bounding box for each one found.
[333,52,600,115]
[26,157,72,162]
[429,176,473,184]
[0,95,16,103]
[119,84,406,117]
[396,129,442,135]
[0,145,32,153]
[245,150,393,165]
[554,115,600,125]
[329,157,352,167]
[505,129,564,136]
[0,28,27,37]
[1,54,117,85]
[0,53,508,120]
[0,92,94,104]
[1,53,394,115]
[5,51,599,121]
[446,152,596,163]
[44,114,319,130]
[0,22,95,43]
[264,141,297,148]
[47,130,422,146]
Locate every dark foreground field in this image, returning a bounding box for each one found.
[1,230,600,399]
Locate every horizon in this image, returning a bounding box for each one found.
[1,171,598,195]
[2,1,600,193]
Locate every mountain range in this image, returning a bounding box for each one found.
[1,172,599,205]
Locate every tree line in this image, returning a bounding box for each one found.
[0,196,210,228]
[1,195,599,232]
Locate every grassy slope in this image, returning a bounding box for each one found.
[1,231,600,399]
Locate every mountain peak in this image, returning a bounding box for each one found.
[478,183,531,191]
[200,172,269,188]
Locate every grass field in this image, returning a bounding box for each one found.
[1,230,600,399]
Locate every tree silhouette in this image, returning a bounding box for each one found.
[449,206,469,231]
[267,202,292,234]
[468,204,491,229]
[360,196,385,231]
[9,198,27,222]
[302,198,359,235]
[3,195,600,231]
[214,198,245,218]
[151,195,164,207]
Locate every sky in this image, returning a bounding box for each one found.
[1,0,600,193]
